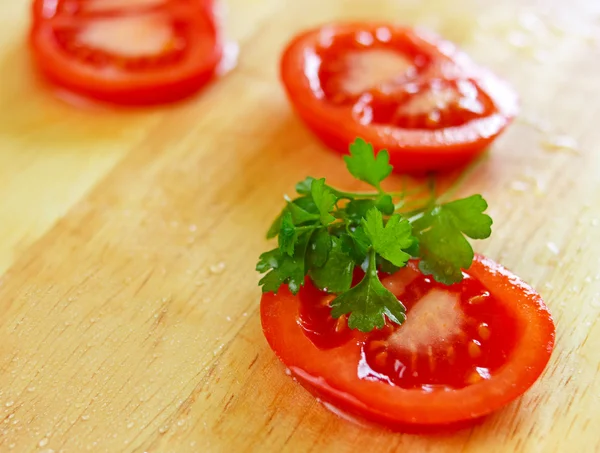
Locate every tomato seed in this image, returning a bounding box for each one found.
[466,370,482,385]
[468,340,482,359]
[477,323,491,340]
[334,315,347,333]
[374,350,388,368]
[468,292,489,305]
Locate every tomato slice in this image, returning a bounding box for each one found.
[260,255,555,430]
[30,0,223,105]
[280,23,519,173]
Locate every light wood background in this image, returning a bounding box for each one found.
[0,0,599,451]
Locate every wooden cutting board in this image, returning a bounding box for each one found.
[0,0,598,451]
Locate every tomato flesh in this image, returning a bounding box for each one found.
[369,271,517,390]
[52,13,188,69]
[280,23,519,173]
[31,0,223,105]
[261,255,555,429]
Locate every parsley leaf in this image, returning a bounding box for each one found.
[258,232,312,294]
[344,199,377,225]
[278,212,297,256]
[287,198,319,224]
[440,195,492,239]
[412,195,492,284]
[296,177,316,195]
[330,249,406,332]
[349,225,371,262]
[375,194,395,215]
[311,178,337,224]
[362,208,414,267]
[306,229,332,268]
[266,195,320,239]
[344,138,393,190]
[266,208,286,239]
[310,237,354,293]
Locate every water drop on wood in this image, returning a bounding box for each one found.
[209,262,226,275]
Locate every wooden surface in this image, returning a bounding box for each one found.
[0,0,599,451]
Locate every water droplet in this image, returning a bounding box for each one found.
[507,30,528,48]
[475,367,491,380]
[189,224,197,232]
[27,386,36,393]
[546,242,560,255]
[38,438,49,447]
[194,280,205,286]
[5,401,14,407]
[285,368,292,376]
[81,415,90,421]
[544,282,554,290]
[176,419,186,427]
[509,180,529,193]
[541,135,580,154]
[126,421,135,429]
[584,276,592,284]
[209,262,226,275]
[8,444,15,449]
[158,425,170,434]
[591,219,599,227]
[226,316,231,322]
[519,114,550,133]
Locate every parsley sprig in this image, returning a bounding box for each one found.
[256,138,492,332]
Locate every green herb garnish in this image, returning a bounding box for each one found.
[256,138,492,332]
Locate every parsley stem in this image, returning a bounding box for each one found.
[294,225,320,233]
[367,248,378,277]
[330,187,428,200]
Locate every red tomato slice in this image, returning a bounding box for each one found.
[280,23,519,173]
[260,255,555,430]
[30,0,223,105]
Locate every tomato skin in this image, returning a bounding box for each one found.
[30,0,223,106]
[260,254,555,430]
[280,23,519,173]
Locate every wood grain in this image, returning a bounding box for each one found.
[0,0,599,452]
